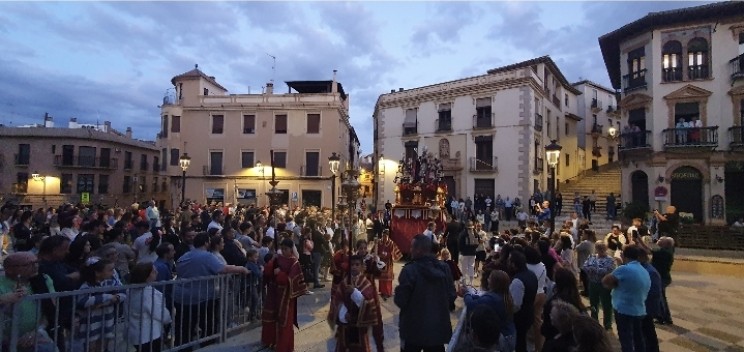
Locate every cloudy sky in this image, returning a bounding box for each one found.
[0,1,710,153]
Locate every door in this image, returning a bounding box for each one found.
[474,179,495,201]
[631,171,649,207]
[302,190,322,207]
[670,166,703,223]
[100,148,111,168]
[305,151,320,176]
[475,137,493,170]
[443,176,456,201]
[62,145,74,165]
[725,161,744,222]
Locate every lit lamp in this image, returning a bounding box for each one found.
[545,140,562,236]
[179,152,191,205]
[608,126,618,139]
[328,152,341,220]
[32,171,47,206]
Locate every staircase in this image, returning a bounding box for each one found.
[555,163,622,233]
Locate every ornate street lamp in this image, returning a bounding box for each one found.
[265,151,284,250]
[545,140,562,236]
[179,152,191,206]
[328,152,341,221]
[341,165,361,280]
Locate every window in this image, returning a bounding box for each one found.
[16,144,30,165]
[546,110,552,138]
[626,47,647,90]
[124,151,133,170]
[243,114,255,134]
[123,176,131,194]
[203,88,209,96]
[77,174,94,193]
[437,103,452,131]
[275,114,287,134]
[78,146,96,167]
[61,174,73,194]
[140,176,147,193]
[170,148,180,166]
[210,151,223,175]
[565,122,569,136]
[161,115,168,138]
[687,38,709,80]
[662,40,683,82]
[475,97,492,128]
[305,151,320,176]
[171,116,181,133]
[307,114,320,134]
[52,145,56,154]
[161,149,168,170]
[273,151,287,168]
[212,115,224,134]
[241,151,255,168]
[161,178,167,193]
[565,154,570,167]
[153,177,158,193]
[140,154,148,171]
[474,136,494,171]
[403,109,417,135]
[16,172,28,193]
[100,148,111,168]
[98,174,109,194]
[404,141,418,162]
[301,190,322,207]
[62,145,74,166]
[153,156,160,171]
[564,93,569,107]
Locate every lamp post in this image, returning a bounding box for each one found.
[608,126,618,162]
[179,152,191,206]
[31,171,47,206]
[265,151,284,251]
[328,152,340,221]
[341,165,361,280]
[545,140,562,236]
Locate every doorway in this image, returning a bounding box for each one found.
[631,171,649,207]
[301,190,322,207]
[670,166,703,223]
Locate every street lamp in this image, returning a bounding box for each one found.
[32,171,47,206]
[179,152,191,206]
[341,165,361,280]
[328,152,341,221]
[545,140,562,236]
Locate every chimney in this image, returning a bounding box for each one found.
[332,69,338,94]
[104,121,111,132]
[398,88,404,92]
[43,113,54,128]
[265,82,274,95]
[68,117,77,129]
[126,127,132,138]
[390,89,395,93]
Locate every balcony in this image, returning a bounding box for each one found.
[552,95,561,110]
[124,160,133,170]
[469,157,498,173]
[300,164,323,177]
[534,158,544,175]
[473,113,494,129]
[730,54,744,82]
[591,98,603,113]
[435,118,452,132]
[54,155,119,170]
[535,113,543,131]
[140,162,149,171]
[622,69,647,92]
[729,126,744,150]
[619,131,652,154]
[203,165,224,176]
[14,154,30,166]
[688,65,709,80]
[662,67,683,82]
[402,122,418,136]
[662,126,718,150]
[153,162,161,172]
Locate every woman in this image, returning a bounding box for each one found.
[572,315,613,352]
[538,238,560,281]
[542,299,580,352]
[128,262,172,352]
[581,241,616,330]
[462,270,516,352]
[575,230,596,296]
[541,267,587,343]
[65,236,92,270]
[525,246,549,352]
[557,235,577,275]
[11,210,34,251]
[474,223,488,277]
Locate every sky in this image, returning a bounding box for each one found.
[0,1,711,154]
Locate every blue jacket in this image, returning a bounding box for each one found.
[464,291,516,337]
[641,262,662,317]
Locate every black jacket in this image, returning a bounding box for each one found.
[221,240,247,266]
[458,229,479,256]
[394,255,456,346]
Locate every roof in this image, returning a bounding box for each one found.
[171,65,228,91]
[599,1,744,89]
[571,80,615,94]
[285,80,347,100]
[487,55,582,95]
[0,127,158,150]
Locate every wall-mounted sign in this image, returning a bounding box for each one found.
[711,195,724,220]
[654,186,668,201]
[671,166,702,180]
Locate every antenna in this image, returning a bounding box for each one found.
[266,53,276,84]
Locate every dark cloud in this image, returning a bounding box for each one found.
[410,2,479,54]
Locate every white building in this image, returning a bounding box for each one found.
[571,81,621,171]
[373,56,588,210]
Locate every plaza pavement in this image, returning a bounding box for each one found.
[200,257,744,352]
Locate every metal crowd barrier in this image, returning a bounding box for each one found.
[1,273,260,352]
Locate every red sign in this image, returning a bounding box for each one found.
[654,186,668,198]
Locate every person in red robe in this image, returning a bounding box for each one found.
[261,238,307,352]
[357,240,385,352]
[327,254,381,352]
[376,229,402,299]
[330,239,350,290]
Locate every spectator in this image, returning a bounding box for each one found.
[244,249,262,321]
[104,228,136,282]
[606,193,617,221]
[602,245,651,352]
[207,210,224,232]
[65,236,92,271]
[654,206,679,239]
[154,242,176,283]
[524,246,549,352]
[541,267,587,343]
[637,245,662,352]
[310,222,327,289]
[458,221,479,286]
[582,241,616,330]
[575,230,596,296]
[462,270,516,351]
[508,250,538,352]
[209,234,227,265]
[651,237,675,325]
[444,216,462,264]
[542,299,580,352]
[11,210,34,251]
[75,257,126,352]
[572,314,613,352]
[466,305,503,351]
[132,221,158,264]
[174,226,196,261]
[220,228,247,267]
[37,235,80,343]
[128,262,172,352]
[395,234,456,352]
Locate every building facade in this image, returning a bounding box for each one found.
[373,56,590,210]
[599,2,744,224]
[572,81,622,171]
[0,115,166,208]
[158,66,360,209]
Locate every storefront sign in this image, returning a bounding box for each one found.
[654,186,668,201]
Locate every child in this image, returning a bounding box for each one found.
[76,257,126,352]
[258,236,273,267]
[245,248,263,320]
[127,262,172,352]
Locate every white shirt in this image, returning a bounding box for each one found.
[266,226,275,239]
[61,227,79,242]
[127,286,172,345]
[133,232,157,264]
[527,263,548,294]
[207,221,223,232]
[423,229,435,242]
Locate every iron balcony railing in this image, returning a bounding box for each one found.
[552,95,561,109]
[14,153,30,166]
[153,162,161,172]
[300,164,323,177]
[688,65,709,80]
[729,126,744,148]
[469,156,498,172]
[619,130,652,150]
[402,121,418,136]
[662,126,718,148]
[435,118,452,132]
[203,165,224,176]
[622,69,647,92]
[534,158,544,174]
[591,98,603,110]
[661,67,683,82]
[730,54,744,81]
[535,113,543,131]
[473,113,494,129]
[140,161,149,171]
[0,273,260,352]
[54,155,119,169]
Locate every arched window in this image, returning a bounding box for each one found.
[687,38,709,79]
[662,40,682,81]
[439,138,450,159]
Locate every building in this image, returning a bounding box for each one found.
[373,56,590,210]
[158,66,360,209]
[0,114,166,208]
[571,80,621,171]
[599,1,744,224]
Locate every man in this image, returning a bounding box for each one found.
[654,206,678,239]
[395,235,456,352]
[175,226,197,261]
[328,254,381,352]
[582,196,592,222]
[261,239,307,352]
[606,193,617,221]
[372,214,384,240]
[536,201,551,229]
[504,197,513,222]
[458,221,479,286]
[356,240,384,352]
[207,209,224,232]
[146,200,161,231]
[132,220,157,264]
[651,237,675,325]
[637,243,662,352]
[173,233,249,350]
[422,221,436,242]
[605,225,627,260]
[602,245,651,352]
[37,235,79,351]
[444,217,461,264]
[589,190,597,213]
[626,218,649,245]
[365,213,375,242]
[376,229,402,300]
[310,223,327,289]
[236,222,260,250]
[508,250,538,352]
